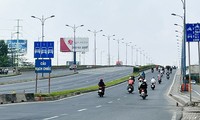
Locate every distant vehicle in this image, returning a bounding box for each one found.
[116,61,123,66]
[69,64,77,70]
[191,80,196,85]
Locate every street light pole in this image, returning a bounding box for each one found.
[113,38,124,63]
[103,34,115,66]
[31,15,55,78]
[88,29,103,66]
[31,15,55,42]
[66,24,84,72]
[122,42,131,66]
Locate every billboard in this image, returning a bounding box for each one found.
[7,39,27,54]
[60,37,89,52]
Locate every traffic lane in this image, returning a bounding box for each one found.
[46,70,178,120]
[0,68,73,83]
[0,67,133,94]
[0,70,177,120]
[0,78,176,120]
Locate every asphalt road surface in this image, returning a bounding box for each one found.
[0,69,181,120]
[0,67,133,94]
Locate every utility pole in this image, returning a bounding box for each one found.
[15,19,22,74]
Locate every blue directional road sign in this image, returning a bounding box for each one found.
[186,23,200,42]
[34,41,54,58]
[35,59,52,73]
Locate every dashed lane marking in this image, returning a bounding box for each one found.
[43,116,59,120]
[108,101,113,104]
[96,105,102,108]
[117,98,120,101]
[78,108,87,112]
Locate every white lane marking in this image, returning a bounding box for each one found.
[78,108,87,112]
[117,98,120,101]
[124,96,127,98]
[96,105,102,108]
[108,101,113,104]
[43,116,59,120]
[60,113,68,116]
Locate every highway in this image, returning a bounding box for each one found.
[0,67,133,94]
[0,69,181,120]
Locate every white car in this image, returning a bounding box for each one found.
[191,80,196,85]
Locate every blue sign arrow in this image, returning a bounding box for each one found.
[186,23,200,42]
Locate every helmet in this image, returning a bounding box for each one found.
[100,79,103,82]
[143,79,147,82]
[129,77,132,79]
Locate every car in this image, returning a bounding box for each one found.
[69,64,77,70]
[191,80,196,85]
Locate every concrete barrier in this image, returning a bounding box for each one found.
[16,93,27,102]
[25,93,35,101]
[0,93,34,104]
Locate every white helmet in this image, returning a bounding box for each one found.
[129,77,132,79]
[143,79,147,82]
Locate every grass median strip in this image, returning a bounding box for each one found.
[36,72,139,98]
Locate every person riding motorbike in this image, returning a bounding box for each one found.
[151,77,156,84]
[127,76,134,91]
[141,71,145,79]
[98,79,106,94]
[139,79,148,95]
[138,78,143,91]
[151,67,154,73]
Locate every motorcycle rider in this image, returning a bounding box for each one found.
[141,71,145,79]
[98,79,106,94]
[127,76,134,91]
[138,78,143,92]
[151,77,156,85]
[139,79,148,95]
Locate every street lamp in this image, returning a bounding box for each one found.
[103,34,115,66]
[31,15,55,78]
[122,42,131,65]
[31,15,55,42]
[66,24,84,72]
[113,38,124,64]
[88,29,103,66]
[172,0,187,93]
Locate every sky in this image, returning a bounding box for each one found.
[0,0,199,66]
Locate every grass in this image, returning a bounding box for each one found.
[35,72,139,98]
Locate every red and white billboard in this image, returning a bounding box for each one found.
[60,37,89,52]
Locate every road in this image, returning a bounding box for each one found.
[0,67,133,94]
[0,69,181,120]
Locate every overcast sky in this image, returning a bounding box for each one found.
[0,0,199,66]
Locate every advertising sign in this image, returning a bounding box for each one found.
[60,37,89,52]
[35,59,52,73]
[7,39,27,54]
[186,23,200,42]
[34,41,54,58]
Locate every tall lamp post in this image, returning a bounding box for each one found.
[113,38,124,64]
[31,15,55,78]
[31,15,55,42]
[122,42,131,65]
[172,8,187,91]
[66,24,84,72]
[88,29,103,66]
[103,34,115,66]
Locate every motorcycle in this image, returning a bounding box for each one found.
[166,75,170,80]
[151,83,155,90]
[151,69,154,73]
[127,84,134,93]
[158,78,162,84]
[98,87,104,97]
[140,89,147,100]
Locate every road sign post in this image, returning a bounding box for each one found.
[34,41,54,94]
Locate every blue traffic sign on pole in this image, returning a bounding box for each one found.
[34,41,54,58]
[186,23,200,42]
[35,59,52,73]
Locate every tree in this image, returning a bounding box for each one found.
[0,40,9,67]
